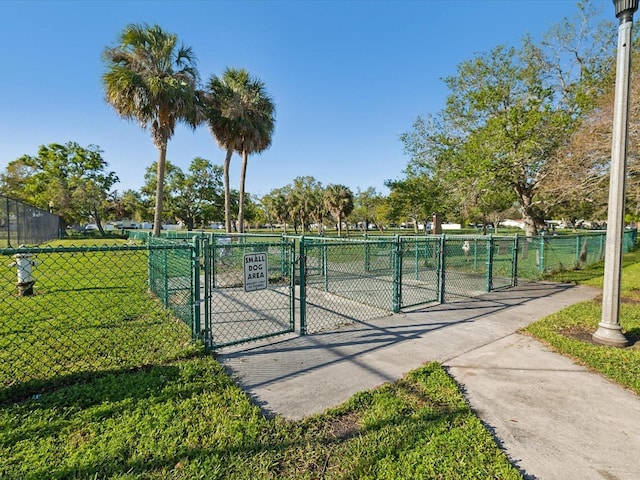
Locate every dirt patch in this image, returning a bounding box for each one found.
[592,291,640,305]
[561,327,640,349]
[324,411,362,441]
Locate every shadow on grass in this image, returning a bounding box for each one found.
[2,360,519,480]
[0,351,204,406]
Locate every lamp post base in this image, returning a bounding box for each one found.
[592,322,629,347]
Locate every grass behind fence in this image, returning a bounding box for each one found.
[0,240,200,403]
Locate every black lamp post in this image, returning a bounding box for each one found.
[593,0,639,347]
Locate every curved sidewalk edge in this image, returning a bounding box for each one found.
[447,333,640,480]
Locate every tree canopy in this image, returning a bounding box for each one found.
[397,2,615,236]
[0,142,118,230]
[205,68,276,233]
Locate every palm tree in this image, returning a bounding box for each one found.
[205,68,275,233]
[101,23,201,236]
[236,80,275,233]
[323,184,354,237]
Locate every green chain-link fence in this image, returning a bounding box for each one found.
[147,236,200,335]
[298,235,518,334]
[515,230,637,279]
[297,231,637,335]
[4,230,636,398]
[0,242,201,403]
[201,235,296,348]
[396,237,441,308]
[300,237,397,334]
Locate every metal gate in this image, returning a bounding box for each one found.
[397,237,441,309]
[201,236,296,349]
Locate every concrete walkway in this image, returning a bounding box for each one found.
[218,282,640,480]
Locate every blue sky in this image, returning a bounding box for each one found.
[0,0,612,199]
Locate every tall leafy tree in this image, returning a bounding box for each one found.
[205,68,275,233]
[385,175,443,233]
[263,187,293,233]
[352,187,385,232]
[540,45,640,226]
[140,158,223,229]
[1,142,118,230]
[170,158,224,230]
[102,23,201,236]
[141,160,181,224]
[400,2,614,236]
[111,189,145,222]
[307,180,327,235]
[289,176,323,234]
[235,75,275,233]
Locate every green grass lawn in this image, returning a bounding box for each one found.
[0,239,199,402]
[0,360,520,479]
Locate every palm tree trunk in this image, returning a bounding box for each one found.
[153,143,167,237]
[238,150,248,234]
[223,148,233,233]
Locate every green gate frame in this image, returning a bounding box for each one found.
[201,236,296,349]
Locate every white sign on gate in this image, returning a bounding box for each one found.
[243,252,267,292]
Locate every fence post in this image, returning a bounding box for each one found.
[299,237,307,335]
[323,240,329,293]
[414,237,420,281]
[191,236,201,342]
[364,235,370,272]
[486,235,494,292]
[392,235,401,313]
[538,235,546,274]
[202,237,212,350]
[147,239,153,292]
[289,240,296,333]
[512,234,519,287]
[163,247,169,307]
[5,196,10,247]
[438,235,446,304]
[575,235,581,266]
[280,234,286,277]
[473,237,478,271]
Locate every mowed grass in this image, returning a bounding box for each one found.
[1,239,522,479]
[524,247,640,394]
[0,239,199,401]
[0,360,520,479]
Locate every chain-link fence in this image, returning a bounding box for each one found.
[0,242,200,403]
[4,230,636,397]
[298,235,518,334]
[516,230,637,279]
[202,236,295,348]
[147,237,200,334]
[0,195,63,247]
[300,238,397,334]
[135,232,296,349]
[297,231,637,335]
[397,236,441,308]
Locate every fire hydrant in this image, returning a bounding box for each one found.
[11,249,36,296]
